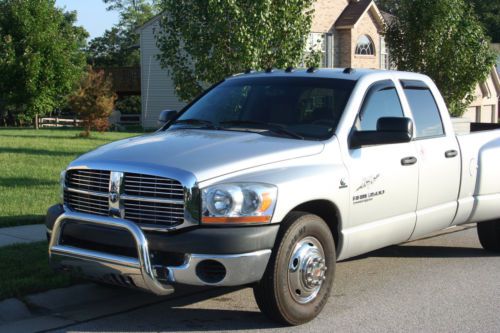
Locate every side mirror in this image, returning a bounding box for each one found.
[350,117,413,149]
[158,109,178,126]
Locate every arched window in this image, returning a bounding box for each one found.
[355,35,375,55]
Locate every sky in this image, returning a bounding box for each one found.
[55,0,120,40]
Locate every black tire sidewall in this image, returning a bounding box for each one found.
[477,220,500,252]
[273,213,336,325]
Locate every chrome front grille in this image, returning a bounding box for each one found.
[66,169,110,192]
[123,173,184,200]
[123,200,184,225]
[64,190,109,216]
[64,169,185,228]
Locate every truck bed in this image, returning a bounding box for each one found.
[453,128,500,225]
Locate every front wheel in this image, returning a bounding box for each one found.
[253,212,336,325]
[477,219,500,252]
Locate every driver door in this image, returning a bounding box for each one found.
[344,80,419,257]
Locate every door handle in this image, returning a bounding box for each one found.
[401,156,417,166]
[445,150,458,158]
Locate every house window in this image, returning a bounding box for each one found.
[380,37,389,69]
[355,35,375,56]
[305,33,326,67]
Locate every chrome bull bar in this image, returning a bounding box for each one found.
[49,210,175,295]
[49,211,273,294]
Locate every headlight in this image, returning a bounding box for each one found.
[59,170,66,204]
[201,183,277,224]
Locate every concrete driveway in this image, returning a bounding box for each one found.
[11,226,500,333]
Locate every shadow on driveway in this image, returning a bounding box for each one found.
[46,285,283,332]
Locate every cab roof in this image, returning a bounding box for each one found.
[227,67,430,83]
[228,68,376,82]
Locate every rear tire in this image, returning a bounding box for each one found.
[253,212,335,325]
[477,220,500,252]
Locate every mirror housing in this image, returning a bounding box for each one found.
[350,117,413,149]
[158,109,178,126]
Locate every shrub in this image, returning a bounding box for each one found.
[68,67,117,136]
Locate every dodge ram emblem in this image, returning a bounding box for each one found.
[109,191,119,203]
[108,171,124,217]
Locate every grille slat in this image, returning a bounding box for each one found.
[69,174,109,181]
[123,188,184,197]
[123,214,182,224]
[67,180,108,188]
[67,200,109,209]
[64,170,185,228]
[124,184,183,192]
[125,210,184,218]
[123,201,184,211]
[67,198,109,208]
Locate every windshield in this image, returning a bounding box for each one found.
[172,77,355,140]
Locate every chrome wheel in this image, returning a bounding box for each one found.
[288,236,327,304]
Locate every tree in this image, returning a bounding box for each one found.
[87,27,140,67]
[155,0,316,102]
[68,67,117,136]
[87,0,160,67]
[0,0,87,124]
[470,0,500,43]
[385,0,496,117]
[374,0,399,14]
[376,0,500,44]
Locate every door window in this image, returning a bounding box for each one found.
[355,80,404,131]
[401,80,444,138]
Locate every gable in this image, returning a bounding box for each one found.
[335,0,384,31]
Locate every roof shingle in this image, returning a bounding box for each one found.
[335,0,373,28]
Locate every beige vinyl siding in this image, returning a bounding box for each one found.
[139,18,186,129]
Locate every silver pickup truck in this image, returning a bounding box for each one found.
[46,68,500,325]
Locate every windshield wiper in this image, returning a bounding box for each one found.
[220,120,304,140]
[172,118,218,129]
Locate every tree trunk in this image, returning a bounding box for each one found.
[35,114,39,130]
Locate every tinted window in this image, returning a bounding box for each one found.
[175,77,355,140]
[355,81,404,131]
[402,82,444,138]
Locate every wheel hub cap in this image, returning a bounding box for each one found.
[288,236,327,304]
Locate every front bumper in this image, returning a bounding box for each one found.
[48,209,274,296]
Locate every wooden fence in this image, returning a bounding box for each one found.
[38,117,83,128]
[38,114,141,128]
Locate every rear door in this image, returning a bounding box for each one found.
[400,80,461,239]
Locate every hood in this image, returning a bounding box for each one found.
[70,129,325,181]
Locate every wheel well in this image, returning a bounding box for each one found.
[291,200,342,254]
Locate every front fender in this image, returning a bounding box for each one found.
[197,155,350,226]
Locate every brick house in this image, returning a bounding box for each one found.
[137,0,499,128]
[307,0,388,69]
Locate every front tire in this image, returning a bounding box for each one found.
[477,220,500,252]
[253,212,336,325]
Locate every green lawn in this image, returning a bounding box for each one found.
[0,128,141,227]
[0,241,81,300]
